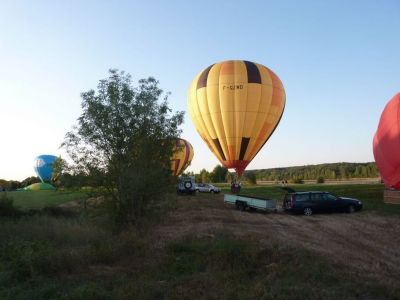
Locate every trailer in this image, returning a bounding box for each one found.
[224,194,278,212]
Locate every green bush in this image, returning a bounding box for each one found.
[317,177,325,183]
[0,193,20,217]
[244,172,257,185]
[292,178,304,184]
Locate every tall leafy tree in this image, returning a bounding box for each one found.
[20,176,40,188]
[244,171,257,185]
[62,69,184,224]
[210,165,228,183]
[198,169,211,183]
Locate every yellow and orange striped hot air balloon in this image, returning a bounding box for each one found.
[188,60,285,177]
[171,138,194,176]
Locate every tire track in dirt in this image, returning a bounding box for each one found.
[229,210,400,286]
[155,194,400,286]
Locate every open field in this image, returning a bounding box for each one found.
[1,184,399,299]
[219,183,400,215]
[162,193,400,284]
[4,190,89,210]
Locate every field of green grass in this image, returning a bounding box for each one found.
[1,184,399,299]
[5,190,88,210]
[219,183,400,215]
[4,183,398,214]
[0,215,397,299]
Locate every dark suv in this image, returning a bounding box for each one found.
[283,191,363,216]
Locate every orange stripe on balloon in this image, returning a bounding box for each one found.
[220,60,235,75]
[228,144,236,160]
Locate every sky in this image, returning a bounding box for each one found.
[0,0,399,181]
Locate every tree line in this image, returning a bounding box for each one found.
[0,174,98,191]
[0,177,40,191]
[185,162,379,184]
[0,162,380,191]
[249,162,379,182]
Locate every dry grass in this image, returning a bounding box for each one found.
[1,190,399,299]
[156,193,400,288]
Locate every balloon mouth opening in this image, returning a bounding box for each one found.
[235,169,244,177]
[223,160,250,178]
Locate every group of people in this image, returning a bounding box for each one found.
[230,181,241,193]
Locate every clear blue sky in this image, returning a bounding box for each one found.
[1,0,399,180]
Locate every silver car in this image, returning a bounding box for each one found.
[195,183,220,193]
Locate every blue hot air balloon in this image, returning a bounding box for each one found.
[34,155,57,182]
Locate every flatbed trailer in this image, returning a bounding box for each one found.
[224,193,278,212]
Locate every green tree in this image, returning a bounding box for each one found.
[0,179,9,191]
[62,69,184,224]
[51,156,67,186]
[225,171,235,183]
[20,176,40,188]
[210,165,228,183]
[244,171,257,185]
[8,181,21,191]
[198,169,211,183]
[339,165,348,179]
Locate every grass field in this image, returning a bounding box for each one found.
[0,183,399,299]
[0,219,387,299]
[220,183,400,215]
[4,183,398,214]
[4,190,88,210]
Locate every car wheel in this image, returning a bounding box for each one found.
[210,190,214,194]
[184,181,192,190]
[303,207,313,216]
[347,205,355,213]
[239,203,246,211]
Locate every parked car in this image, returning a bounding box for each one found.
[283,191,363,216]
[177,176,196,195]
[195,183,220,193]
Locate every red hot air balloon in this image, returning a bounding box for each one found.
[373,92,400,189]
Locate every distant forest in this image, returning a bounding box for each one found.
[246,162,379,182]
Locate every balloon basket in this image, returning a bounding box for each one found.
[383,188,400,204]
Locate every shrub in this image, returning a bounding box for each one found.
[317,177,325,184]
[292,178,304,184]
[0,193,20,217]
[244,172,257,185]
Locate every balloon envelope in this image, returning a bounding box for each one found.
[188,60,285,176]
[24,182,56,191]
[373,92,400,189]
[34,155,57,182]
[171,139,194,176]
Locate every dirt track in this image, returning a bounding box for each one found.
[157,193,400,287]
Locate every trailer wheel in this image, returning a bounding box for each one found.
[239,203,246,211]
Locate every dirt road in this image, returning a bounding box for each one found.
[157,193,400,287]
